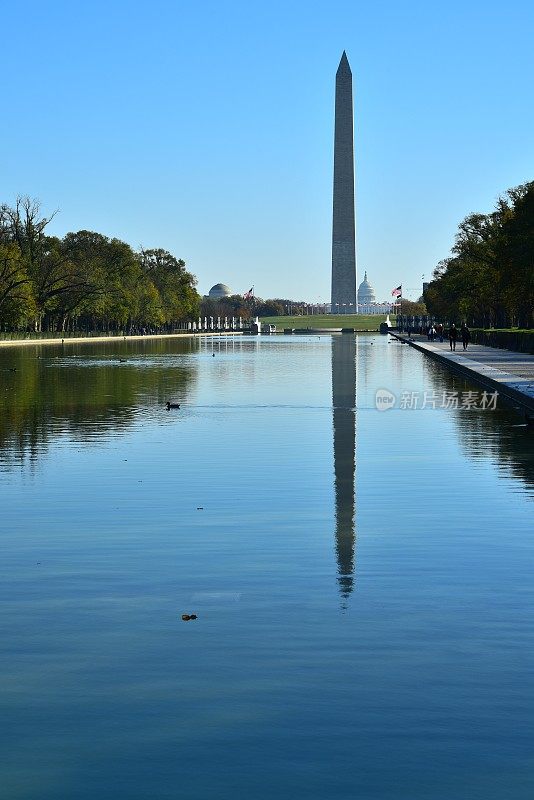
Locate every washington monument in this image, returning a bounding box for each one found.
[331,51,357,311]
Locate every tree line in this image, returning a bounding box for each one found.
[0,197,201,332]
[424,181,534,328]
[200,296,309,319]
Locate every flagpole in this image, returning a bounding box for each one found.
[391,285,402,330]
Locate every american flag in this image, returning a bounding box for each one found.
[391,285,402,297]
[243,287,254,300]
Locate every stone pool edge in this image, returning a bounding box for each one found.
[390,332,534,416]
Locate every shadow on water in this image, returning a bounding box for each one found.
[331,334,357,604]
[0,338,198,470]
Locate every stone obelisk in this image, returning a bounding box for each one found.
[331,51,357,312]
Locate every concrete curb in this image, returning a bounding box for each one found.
[0,331,244,350]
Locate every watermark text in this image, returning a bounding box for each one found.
[375,389,498,411]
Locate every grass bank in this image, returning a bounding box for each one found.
[259,313,388,330]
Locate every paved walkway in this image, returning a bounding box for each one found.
[391,333,534,414]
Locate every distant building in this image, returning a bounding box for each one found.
[208,283,232,300]
[357,301,394,315]
[357,271,376,305]
[354,272,392,314]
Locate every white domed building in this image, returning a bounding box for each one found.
[208,283,232,301]
[357,272,376,305]
[356,272,394,314]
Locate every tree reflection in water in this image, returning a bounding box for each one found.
[424,359,534,493]
[0,338,198,471]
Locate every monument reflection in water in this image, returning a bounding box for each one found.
[331,333,357,602]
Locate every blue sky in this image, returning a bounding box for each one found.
[2,0,533,301]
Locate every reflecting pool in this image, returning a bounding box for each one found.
[1,334,533,799]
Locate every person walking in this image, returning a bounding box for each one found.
[449,323,458,351]
[461,323,471,351]
[437,323,444,343]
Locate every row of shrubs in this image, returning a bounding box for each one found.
[470,329,534,354]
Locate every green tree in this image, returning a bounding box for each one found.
[0,242,34,327]
[0,199,94,330]
[255,300,285,316]
[495,184,534,328]
[398,298,426,317]
[139,248,200,323]
[425,181,534,328]
[0,197,202,332]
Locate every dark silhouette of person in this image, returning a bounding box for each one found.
[449,323,458,351]
[461,324,471,351]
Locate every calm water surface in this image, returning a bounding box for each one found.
[1,335,533,799]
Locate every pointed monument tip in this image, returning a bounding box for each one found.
[337,50,351,74]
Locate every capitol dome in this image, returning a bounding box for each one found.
[208,283,232,300]
[357,272,376,304]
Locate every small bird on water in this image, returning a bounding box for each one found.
[166,401,180,410]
